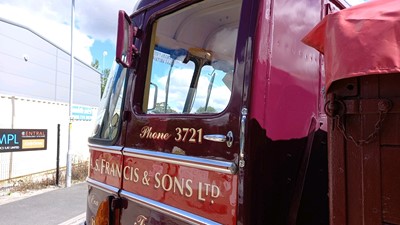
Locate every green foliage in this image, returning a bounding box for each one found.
[91,59,99,69]
[92,59,111,97]
[196,106,217,113]
[100,76,107,97]
[150,102,178,113]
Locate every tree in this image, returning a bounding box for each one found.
[100,70,110,97]
[91,59,99,69]
[151,102,178,113]
[92,59,110,97]
[196,106,217,113]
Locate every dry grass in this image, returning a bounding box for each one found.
[71,160,89,181]
[3,160,89,195]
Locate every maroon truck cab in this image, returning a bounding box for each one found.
[83,0,400,225]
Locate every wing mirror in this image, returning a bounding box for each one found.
[116,10,139,68]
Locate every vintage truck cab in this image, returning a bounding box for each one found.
[85,0,400,225]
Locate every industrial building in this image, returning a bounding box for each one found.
[0,17,101,184]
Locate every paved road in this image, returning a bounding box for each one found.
[0,183,87,225]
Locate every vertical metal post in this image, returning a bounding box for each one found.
[8,96,15,181]
[56,124,60,186]
[66,0,75,188]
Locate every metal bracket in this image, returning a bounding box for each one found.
[325,96,393,147]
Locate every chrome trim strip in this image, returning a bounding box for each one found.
[120,190,221,225]
[86,178,119,194]
[123,148,237,174]
[88,144,123,155]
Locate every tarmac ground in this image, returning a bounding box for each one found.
[0,182,87,225]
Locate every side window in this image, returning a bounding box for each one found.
[147,50,196,113]
[142,1,239,114]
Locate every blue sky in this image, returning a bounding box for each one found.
[0,0,136,72]
[91,40,115,71]
[0,0,367,73]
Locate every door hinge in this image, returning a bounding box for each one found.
[111,197,128,211]
[122,110,132,122]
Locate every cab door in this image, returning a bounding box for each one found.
[86,64,127,225]
[86,11,145,225]
[119,0,258,224]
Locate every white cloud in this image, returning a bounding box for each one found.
[347,0,368,6]
[0,0,369,65]
[75,0,135,43]
[154,67,231,113]
[0,0,135,64]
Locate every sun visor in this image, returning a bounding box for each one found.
[303,0,400,91]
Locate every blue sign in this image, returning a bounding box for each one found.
[72,105,93,121]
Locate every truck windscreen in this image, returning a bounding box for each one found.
[91,62,127,140]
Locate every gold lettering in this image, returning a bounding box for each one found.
[133,168,140,182]
[105,161,110,174]
[185,179,193,197]
[174,177,184,195]
[140,126,171,141]
[93,157,222,203]
[162,174,173,191]
[163,133,171,140]
[122,166,139,182]
[198,182,205,201]
[94,159,99,172]
[115,164,122,178]
[197,182,218,201]
[211,185,220,198]
[146,127,153,139]
[154,173,161,188]
[140,126,151,138]
[123,166,130,180]
[101,159,106,174]
[110,163,115,176]
[134,215,148,225]
[204,183,211,195]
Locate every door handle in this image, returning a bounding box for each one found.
[203,131,233,147]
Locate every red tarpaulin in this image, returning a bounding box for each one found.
[303,0,400,91]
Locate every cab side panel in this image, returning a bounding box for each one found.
[248,0,328,224]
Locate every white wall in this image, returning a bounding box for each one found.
[0,95,97,181]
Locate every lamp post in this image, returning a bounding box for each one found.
[102,51,108,74]
[66,0,75,188]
